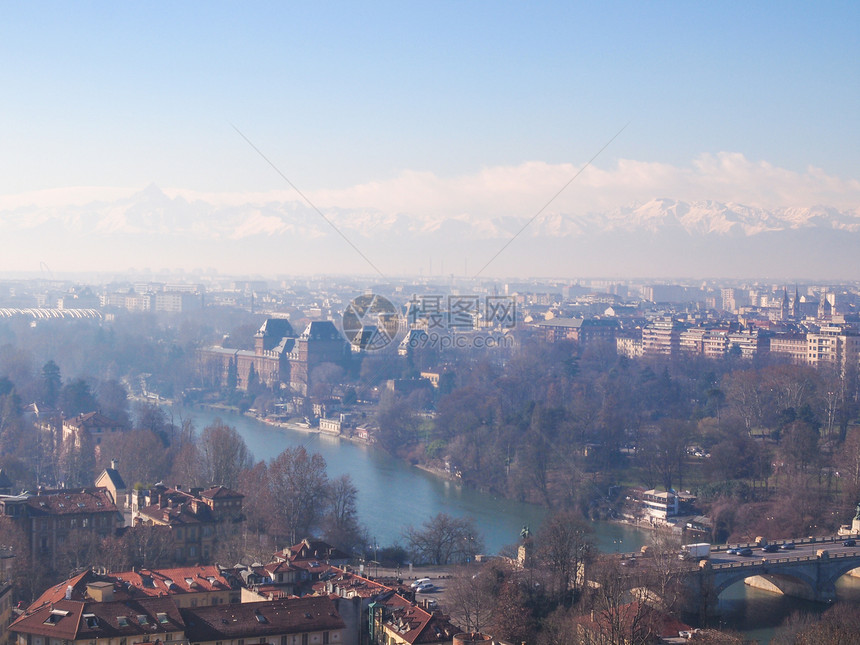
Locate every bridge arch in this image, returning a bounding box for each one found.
[710,567,820,602]
[822,560,860,590]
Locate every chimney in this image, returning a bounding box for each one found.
[110,459,119,471]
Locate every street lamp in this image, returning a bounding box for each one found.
[464,534,475,564]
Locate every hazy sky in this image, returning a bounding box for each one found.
[0,2,858,276]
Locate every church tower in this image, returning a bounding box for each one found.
[792,285,801,320]
[818,291,832,320]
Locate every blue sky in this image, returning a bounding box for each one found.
[2,1,857,197]
[0,2,859,277]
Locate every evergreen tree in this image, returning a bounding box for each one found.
[39,360,62,408]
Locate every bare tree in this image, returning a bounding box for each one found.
[536,509,595,604]
[268,446,329,544]
[642,526,686,613]
[403,512,484,565]
[446,563,507,633]
[128,524,174,568]
[98,429,169,486]
[581,558,656,645]
[322,474,366,555]
[198,420,252,489]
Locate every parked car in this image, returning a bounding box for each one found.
[410,577,431,589]
[843,539,857,547]
[762,544,779,553]
[738,548,753,556]
[414,581,435,593]
[779,543,796,550]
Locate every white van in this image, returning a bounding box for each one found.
[410,577,431,589]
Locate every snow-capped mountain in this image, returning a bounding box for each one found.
[1,186,858,277]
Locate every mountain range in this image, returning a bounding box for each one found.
[2,185,858,278]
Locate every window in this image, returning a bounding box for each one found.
[117,618,129,628]
[323,633,329,645]
[82,518,89,528]
[137,615,148,626]
[43,609,70,625]
[301,636,308,645]
[157,613,169,625]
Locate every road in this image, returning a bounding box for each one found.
[712,537,860,565]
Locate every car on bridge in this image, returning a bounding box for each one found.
[737,547,753,556]
[844,539,856,547]
[762,544,779,553]
[779,543,796,550]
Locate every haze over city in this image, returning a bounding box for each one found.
[1,2,858,278]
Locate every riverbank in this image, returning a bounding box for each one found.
[249,412,382,449]
[413,462,461,483]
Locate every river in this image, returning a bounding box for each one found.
[166,405,651,554]
[171,406,860,643]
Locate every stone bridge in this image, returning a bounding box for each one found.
[681,537,860,611]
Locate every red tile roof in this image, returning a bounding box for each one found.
[182,596,344,641]
[379,594,456,645]
[63,412,124,430]
[26,489,117,516]
[11,596,183,641]
[200,486,243,499]
[111,565,236,596]
[573,601,692,641]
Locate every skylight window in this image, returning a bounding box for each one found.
[83,613,99,628]
[43,609,69,625]
[117,616,129,627]
[137,615,148,625]
[157,613,169,625]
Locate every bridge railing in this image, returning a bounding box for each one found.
[710,555,819,570]
[711,535,847,553]
[709,550,860,570]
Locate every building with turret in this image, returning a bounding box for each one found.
[199,318,349,396]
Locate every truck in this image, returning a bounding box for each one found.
[679,543,711,561]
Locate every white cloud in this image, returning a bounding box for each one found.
[1,153,857,222]
[219,152,860,219]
